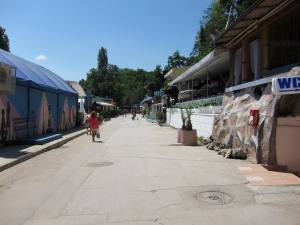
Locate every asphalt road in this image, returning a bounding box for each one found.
[0,116,300,225]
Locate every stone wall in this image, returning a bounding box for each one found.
[212,67,300,165]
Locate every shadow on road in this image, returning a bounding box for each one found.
[0,145,30,159]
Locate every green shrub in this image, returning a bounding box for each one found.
[198,136,205,143]
[156,112,165,122]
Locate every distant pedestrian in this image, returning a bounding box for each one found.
[132,111,136,120]
[88,111,99,142]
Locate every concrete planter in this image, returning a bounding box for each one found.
[181,129,198,146]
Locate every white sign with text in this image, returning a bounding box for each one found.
[272,76,300,95]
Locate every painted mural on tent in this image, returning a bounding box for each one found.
[0,96,19,142]
[0,85,28,143]
[30,89,57,136]
[58,96,76,131]
[37,93,51,135]
[0,85,77,144]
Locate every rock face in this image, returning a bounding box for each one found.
[202,137,213,145]
[212,67,300,165]
[212,83,275,163]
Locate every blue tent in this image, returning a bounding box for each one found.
[0,49,76,95]
[0,49,78,143]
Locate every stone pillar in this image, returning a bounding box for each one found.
[242,40,251,83]
[261,26,269,75]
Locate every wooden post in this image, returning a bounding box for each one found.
[262,26,269,75]
[227,49,235,87]
[242,40,251,83]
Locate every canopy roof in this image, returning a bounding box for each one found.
[140,96,153,105]
[216,0,294,47]
[164,67,191,80]
[170,50,229,85]
[0,49,76,95]
[96,101,115,107]
[67,81,86,97]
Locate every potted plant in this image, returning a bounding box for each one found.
[156,112,165,126]
[177,108,186,143]
[179,107,198,146]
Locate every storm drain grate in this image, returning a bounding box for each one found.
[197,191,233,205]
[87,162,114,167]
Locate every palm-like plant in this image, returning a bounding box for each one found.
[180,108,186,130]
[180,107,193,130]
[185,107,193,130]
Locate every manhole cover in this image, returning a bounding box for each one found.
[196,191,233,205]
[87,162,114,167]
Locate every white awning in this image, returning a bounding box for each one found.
[96,101,115,107]
[79,99,86,114]
[170,50,229,85]
[164,67,190,80]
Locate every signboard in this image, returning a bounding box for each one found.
[0,62,16,95]
[272,76,300,95]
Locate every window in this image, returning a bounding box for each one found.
[269,8,300,70]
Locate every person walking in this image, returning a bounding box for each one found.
[88,111,99,142]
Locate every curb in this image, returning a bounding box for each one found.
[0,129,86,173]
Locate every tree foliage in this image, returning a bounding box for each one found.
[80,47,165,106]
[164,50,187,72]
[80,1,258,107]
[97,47,108,74]
[191,0,256,60]
[159,0,257,73]
[0,26,10,52]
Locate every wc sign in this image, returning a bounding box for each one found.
[272,76,300,95]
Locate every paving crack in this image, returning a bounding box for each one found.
[157,202,183,210]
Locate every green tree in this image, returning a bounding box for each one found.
[81,56,160,106]
[97,47,108,74]
[190,0,256,63]
[191,0,227,58]
[81,47,168,107]
[164,50,187,72]
[84,68,99,94]
[153,65,164,89]
[0,26,10,52]
[236,0,257,14]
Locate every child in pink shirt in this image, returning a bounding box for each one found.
[88,111,99,142]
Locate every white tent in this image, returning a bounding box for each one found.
[78,98,86,114]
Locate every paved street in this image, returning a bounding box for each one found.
[0,116,300,225]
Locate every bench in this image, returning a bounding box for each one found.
[26,133,63,145]
[13,116,36,140]
[13,116,62,144]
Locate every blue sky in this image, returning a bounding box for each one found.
[1,0,211,81]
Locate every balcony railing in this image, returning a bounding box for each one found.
[178,87,223,102]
